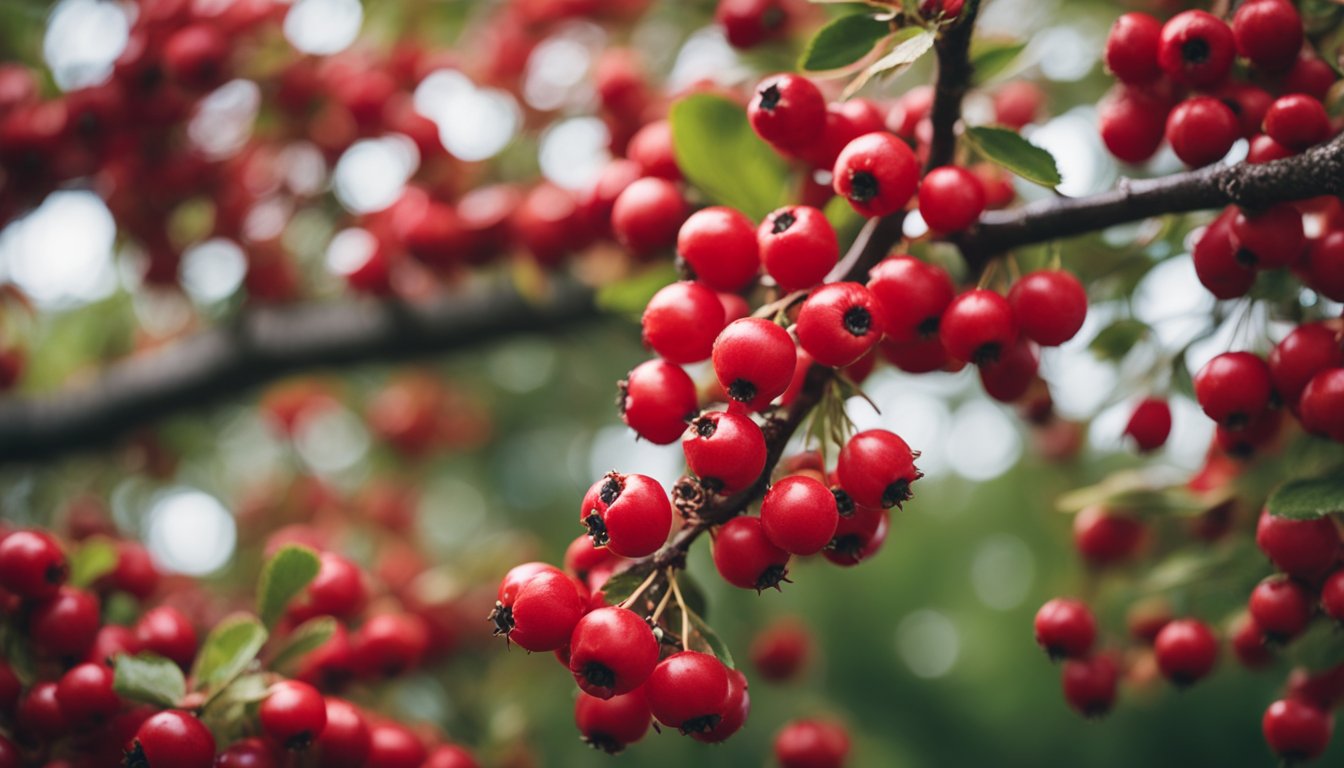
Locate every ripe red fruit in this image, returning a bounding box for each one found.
[16,681,66,738]
[1231,613,1273,669]
[491,568,584,652]
[940,289,1017,364]
[260,680,327,750]
[1099,85,1169,164]
[795,282,885,368]
[1323,570,1344,622]
[1007,269,1087,347]
[86,624,141,667]
[823,505,889,566]
[55,662,120,727]
[748,74,826,151]
[1249,574,1314,641]
[1153,618,1219,686]
[103,540,160,600]
[1034,598,1097,661]
[1232,203,1304,269]
[126,710,216,768]
[758,206,838,293]
[1157,11,1235,88]
[711,317,798,411]
[568,607,659,699]
[1269,324,1344,407]
[992,81,1045,129]
[693,667,749,743]
[618,359,698,445]
[1247,133,1294,164]
[1061,654,1118,718]
[1302,231,1344,301]
[1165,97,1239,168]
[750,617,812,681]
[644,651,730,734]
[774,718,851,768]
[977,338,1038,402]
[880,336,955,374]
[575,689,651,754]
[30,585,100,661]
[718,0,790,49]
[1300,368,1344,441]
[1193,351,1272,429]
[581,159,642,238]
[1262,698,1334,762]
[1192,210,1255,298]
[640,281,726,364]
[1264,94,1330,151]
[627,119,680,181]
[1216,82,1274,139]
[611,177,687,257]
[713,515,791,591]
[291,552,367,621]
[134,605,198,669]
[837,429,920,509]
[0,529,67,600]
[866,255,955,343]
[316,699,371,768]
[1073,506,1144,566]
[918,166,986,233]
[832,132,920,218]
[1105,13,1163,84]
[1123,398,1172,453]
[215,738,278,768]
[353,612,429,677]
[677,207,760,291]
[580,472,673,558]
[1256,508,1342,582]
[365,723,427,768]
[0,661,18,714]
[761,476,840,556]
[1233,0,1303,72]
[682,410,767,494]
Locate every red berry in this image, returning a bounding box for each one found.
[823,505,889,566]
[1249,574,1314,641]
[55,662,120,727]
[581,159,642,238]
[758,206,838,293]
[682,410,767,494]
[1232,203,1304,269]
[795,282,885,367]
[215,738,278,768]
[491,569,583,652]
[496,562,562,606]
[718,0,790,49]
[1303,231,1344,301]
[260,680,327,750]
[1061,654,1118,718]
[365,723,426,768]
[992,81,1045,129]
[126,710,216,768]
[713,515,791,591]
[1287,665,1344,714]
[837,429,920,510]
[1269,324,1344,407]
[30,585,100,661]
[0,661,18,714]
[316,699,371,768]
[619,359,698,445]
[0,529,67,600]
[712,317,798,411]
[748,74,826,151]
[1194,351,1272,428]
[832,132,919,218]
[761,476,840,556]
[423,745,479,768]
[677,207,760,291]
[611,177,687,257]
[1105,13,1163,84]
[1282,55,1337,100]
[627,119,680,181]
[1157,11,1235,88]
[1153,618,1219,686]
[1007,269,1087,347]
[750,617,812,681]
[1073,505,1144,566]
[1123,398,1172,453]
[1323,569,1344,622]
[644,650,730,734]
[1233,0,1303,72]
[1247,133,1295,164]
[774,718,850,768]
[1256,508,1342,582]
[568,606,659,699]
[291,552,367,622]
[940,289,1017,364]
[1215,408,1283,458]
[1216,82,1274,139]
[134,605,198,669]
[918,165,986,233]
[1300,368,1344,441]
[1034,598,1097,661]
[353,612,429,677]
[1192,210,1255,298]
[866,255,955,343]
[86,624,141,667]
[1230,613,1273,669]
[641,280,726,364]
[805,99,888,171]
[880,336,955,374]
[1263,698,1334,762]
[1098,85,1169,164]
[693,667,749,743]
[580,472,673,558]
[1264,94,1331,151]
[977,339,1039,403]
[575,688,651,754]
[1166,97,1239,167]
[17,681,67,739]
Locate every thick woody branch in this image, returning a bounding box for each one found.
[925,0,982,172]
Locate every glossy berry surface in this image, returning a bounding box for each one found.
[866,255,955,343]
[260,680,328,750]
[641,280,726,364]
[918,166,986,233]
[1104,13,1162,84]
[1262,698,1333,762]
[832,132,919,218]
[712,318,798,411]
[611,177,686,257]
[748,74,825,151]
[30,585,100,660]
[1255,508,1342,582]
[55,662,120,727]
[1232,0,1303,72]
[575,689,651,754]
[1123,398,1172,453]
[1231,203,1304,269]
[1157,10,1235,88]
[774,718,851,768]
[644,651,730,734]
[619,359,698,445]
[837,429,919,509]
[761,475,840,556]
[364,723,426,768]
[1073,506,1145,566]
[1007,269,1087,347]
[1194,352,1272,429]
[1061,654,1118,718]
[693,667,749,743]
[1153,618,1219,686]
[1034,598,1097,660]
[493,568,584,652]
[682,410,767,493]
[939,289,1017,364]
[568,607,659,699]
[0,529,67,600]
[1263,94,1330,151]
[713,515,791,591]
[581,472,673,558]
[1166,97,1238,168]
[758,206,838,293]
[795,282,885,368]
[677,207,760,291]
[1300,369,1344,441]
[1268,323,1344,407]
[316,699,371,768]
[126,710,216,768]
[1248,575,1313,641]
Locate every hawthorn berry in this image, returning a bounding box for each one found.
[103,540,160,601]
[0,529,67,600]
[497,562,562,606]
[992,81,1045,129]
[1268,324,1344,408]
[1248,574,1314,642]
[682,410,767,494]
[353,612,429,677]
[365,723,427,768]
[316,698,371,768]
[677,207,760,291]
[940,289,1017,364]
[1216,82,1274,139]
[55,662,120,727]
[17,681,67,739]
[1194,352,1272,429]
[1256,509,1342,582]
[1192,210,1255,298]
[748,74,826,151]
[712,317,798,411]
[1263,94,1330,151]
[880,335,955,374]
[1157,11,1235,88]
[627,119,680,181]
[761,476,839,556]
[1153,618,1218,686]
[260,680,328,750]
[641,280,726,364]
[1233,0,1303,72]
[575,689,651,754]
[804,100,887,170]
[1034,598,1097,661]
[86,624,141,667]
[30,585,100,661]
[1287,665,1344,712]
[977,339,1039,403]
[645,650,730,734]
[1007,269,1087,347]
[718,0,789,49]
[713,516,791,591]
[1166,97,1239,168]
[215,738,278,768]
[750,617,812,681]
[837,429,920,510]
[1073,505,1144,566]
[866,255,955,343]
[832,132,919,218]
[290,552,367,621]
[1216,409,1283,458]
[1230,613,1273,669]
[580,472,673,558]
[125,710,216,768]
[918,166,986,233]
[774,718,851,768]
[134,605,198,669]
[1300,368,1344,441]
[568,606,659,699]
[758,206,838,292]
[693,667,749,743]
[1104,13,1163,84]
[611,177,687,257]
[1262,698,1334,762]
[1099,86,1169,164]
[1231,203,1304,269]
[795,282,885,367]
[1323,570,1344,622]
[1061,654,1118,718]
[161,24,229,90]
[581,159,642,238]
[618,359,699,445]
[1303,231,1344,301]
[491,568,584,652]
[1123,398,1172,453]
[1246,133,1294,164]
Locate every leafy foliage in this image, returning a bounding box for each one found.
[670,94,791,221]
[113,653,186,708]
[963,126,1062,187]
[256,545,321,629]
[799,14,893,72]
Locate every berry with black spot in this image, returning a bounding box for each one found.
[579,472,673,558]
[124,710,216,768]
[1248,574,1314,642]
[758,206,838,292]
[1105,12,1163,84]
[761,475,840,556]
[713,516,791,591]
[940,289,1017,365]
[1034,598,1097,661]
[711,317,798,411]
[1300,368,1344,442]
[693,668,749,743]
[1154,618,1219,687]
[1157,10,1235,88]
[832,132,920,218]
[823,506,889,566]
[747,74,826,151]
[260,680,328,750]
[682,410,767,494]
[0,529,67,600]
[1061,654,1118,718]
[1192,209,1255,298]
[644,651,730,734]
[866,255,955,343]
[1123,398,1172,453]
[641,280,726,364]
[677,207,760,292]
[568,606,659,699]
[1194,351,1272,429]
[837,429,920,510]
[795,282,885,367]
[489,569,584,652]
[1008,269,1087,347]
[575,688,652,754]
[30,585,100,662]
[1231,203,1304,269]
[619,359,699,445]
[977,338,1039,403]
[1262,698,1334,762]
[1233,0,1304,73]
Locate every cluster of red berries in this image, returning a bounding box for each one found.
[1099,0,1339,168]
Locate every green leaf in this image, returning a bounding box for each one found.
[969,38,1027,85]
[963,126,1062,188]
[670,94,790,221]
[594,263,679,321]
[843,28,936,98]
[688,611,734,669]
[1286,619,1344,671]
[1268,475,1344,520]
[268,617,338,673]
[1089,319,1150,361]
[68,537,118,588]
[677,573,709,619]
[256,545,321,629]
[595,567,651,606]
[190,615,267,697]
[113,653,186,708]
[799,14,892,72]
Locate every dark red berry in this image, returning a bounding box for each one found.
[1034,598,1097,661]
[832,132,920,218]
[693,667,749,743]
[677,207,760,291]
[866,255,955,343]
[17,681,67,740]
[1157,11,1235,88]
[1192,209,1255,298]
[1249,574,1314,641]
[1153,618,1219,686]
[353,612,429,677]
[86,624,141,667]
[837,429,920,509]
[1247,133,1295,164]
[580,472,673,558]
[641,280,726,364]
[1232,203,1304,269]
[290,552,367,622]
[918,166,986,233]
[1215,82,1274,139]
[1323,569,1344,622]
[880,335,955,374]
[713,516,790,591]
[1166,96,1239,167]
[0,661,18,714]
[134,605,198,669]
[748,74,826,151]
[774,718,850,768]
[0,529,67,600]
[1263,698,1334,762]
[162,25,229,90]
[977,338,1039,403]
[1303,231,1344,301]
[940,289,1017,364]
[1123,398,1172,453]
[1008,269,1087,347]
[712,318,798,411]
[1256,508,1341,582]
[1105,13,1163,84]
[1300,368,1344,441]
[619,359,698,445]
[423,745,478,768]
[260,680,327,750]
[491,569,583,652]
[718,0,790,49]
[1233,0,1303,73]
[316,699,371,768]
[568,606,659,699]
[1216,408,1282,458]
[758,206,838,292]
[761,475,840,556]
[1264,94,1330,151]
[575,688,651,754]
[823,505,889,566]
[365,723,426,768]
[55,662,120,727]
[682,410,767,494]
[795,282,885,367]
[1061,654,1118,718]
[1194,352,1272,429]
[611,177,687,257]
[1282,55,1336,99]
[125,710,216,768]
[1231,613,1273,669]
[644,651,730,734]
[30,585,100,661]
[1099,85,1169,164]
[750,617,811,681]
[215,738,278,768]
[1073,505,1144,566]
[627,119,680,181]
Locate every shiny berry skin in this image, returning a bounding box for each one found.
[1034,598,1097,661]
[0,529,68,600]
[712,318,798,411]
[580,472,673,558]
[1233,0,1303,72]
[103,540,159,600]
[290,552,366,622]
[1264,94,1330,151]
[1217,82,1274,139]
[30,585,100,661]
[1073,506,1144,566]
[795,282,885,367]
[54,662,120,727]
[618,359,698,445]
[644,651,730,734]
[1216,409,1282,458]
[498,562,562,608]
[611,178,687,257]
[260,680,328,750]
[315,699,371,768]
[1262,698,1334,762]
[575,689,651,754]
[1061,654,1118,718]
[983,346,1039,403]
[125,710,216,768]
[365,723,426,768]
[1105,13,1163,84]
[761,476,840,556]
[1157,11,1235,88]
[1323,570,1344,622]
[1099,85,1168,164]
[682,410,767,494]
[940,289,1017,364]
[423,745,479,768]
[918,166,986,233]
[832,132,920,218]
[694,667,749,743]
[134,606,198,669]
[491,569,584,652]
[568,607,659,699]
[1192,210,1255,298]
[1300,369,1344,441]
[1123,398,1172,453]
[758,206,838,293]
[1247,133,1294,164]
[1231,613,1273,669]
[86,624,140,667]
[354,612,429,677]
[748,74,826,152]
[677,207,760,291]
[750,617,811,681]
[1153,618,1218,686]
[1283,55,1337,99]
[1194,352,1272,429]
[627,119,680,181]
[837,429,920,510]
[641,280,726,364]
[1166,97,1239,168]
[1303,231,1344,301]
[1007,269,1087,347]
[866,255,955,343]
[1256,509,1342,582]
[774,718,851,768]
[1249,574,1314,641]
[880,336,954,374]
[1268,323,1343,407]
[17,681,67,738]
[1232,203,1304,269]
[823,506,889,566]
[713,515,790,591]
[215,738,278,768]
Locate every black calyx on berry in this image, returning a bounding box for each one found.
[847,171,879,203]
[727,379,758,403]
[1182,37,1210,64]
[584,512,610,547]
[489,601,515,638]
[771,211,796,234]
[756,564,791,593]
[758,84,782,111]
[842,306,873,337]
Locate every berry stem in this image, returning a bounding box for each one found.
[618,568,661,611]
[669,575,690,652]
[648,570,676,625]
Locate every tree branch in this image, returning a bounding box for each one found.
[0,279,599,465]
[925,0,982,171]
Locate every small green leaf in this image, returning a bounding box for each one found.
[799,14,892,72]
[256,545,321,629]
[843,28,936,98]
[191,615,267,696]
[671,94,791,221]
[677,573,709,619]
[268,616,338,673]
[69,537,118,588]
[1268,475,1344,520]
[595,567,651,606]
[969,38,1027,84]
[113,653,185,708]
[1089,319,1150,361]
[595,263,679,321]
[963,126,1062,188]
[1286,619,1344,671]
[688,611,734,669]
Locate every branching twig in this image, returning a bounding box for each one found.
[925,0,983,172]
